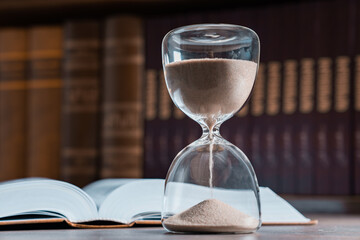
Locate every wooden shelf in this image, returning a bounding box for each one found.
[0,0,278,25]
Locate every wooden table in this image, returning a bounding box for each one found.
[0,214,359,239]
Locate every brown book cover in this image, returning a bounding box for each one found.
[0,28,27,181]
[61,20,101,187]
[101,15,144,178]
[27,26,63,179]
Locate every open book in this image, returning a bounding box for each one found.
[0,178,316,228]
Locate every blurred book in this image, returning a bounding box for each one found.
[61,20,101,187]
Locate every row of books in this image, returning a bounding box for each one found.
[1,0,359,195]
[143,0,360,195]
[0,15,144,187]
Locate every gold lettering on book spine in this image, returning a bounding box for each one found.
[335,56,350,112]
[267,61,281,116]
[251,63,265,116]
[283,60,298,114]
[317,57,332,113]
[102,103,142,138]
[299,58,315,114]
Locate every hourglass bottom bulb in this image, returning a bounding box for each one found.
[163,198,259,233]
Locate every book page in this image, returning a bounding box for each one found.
[0,178,98,223]
[98,180,309,224]
[260,187,310,223]
[83,179,141,208]
[99,179,164,223]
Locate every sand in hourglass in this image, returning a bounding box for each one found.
[164,58,258,232]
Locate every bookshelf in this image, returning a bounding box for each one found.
[0,0,359,213]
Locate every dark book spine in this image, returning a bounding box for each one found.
[250,63,266,186]
[296,1,318,194]
[144,69,158,178]
[234,102,250,158]
[171,92,186,163]
[330,0,353,195]
[353,0,360,195]
[297,57,316,194]
[61,20,100,187]
[158,69,172,178]
[101,16,144,178]
[27,26,63,179]
[279,2,299,194]
[313,0,333,195]
[281,59,298,194]
[0,29,27,181]
[315,57,332,194]
[264,60,282,192]
[355,55,360,195]
[332,55,351,195]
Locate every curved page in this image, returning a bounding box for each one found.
[99,179,164,223]
[0,178,98,223]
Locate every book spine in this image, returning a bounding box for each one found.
[313,0,332,195]
[315,57,332,194]
[61,20,101,187]
[297,58,315,194]
[332,55,351,195]
[101,16,144,178]
[264,60,281,192]
[355,55,360,195]
[0,29,27,181]
[234,103,250,158]
[296,1,318,194]
[171,92,186,163]
[281,59,298,194]
[250,63,266,186]
[158,69,172,178]
[143,69,158,177]
[330,0,353,195]
[27,26,63,179]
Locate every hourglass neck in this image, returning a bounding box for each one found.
[201,125,220,140]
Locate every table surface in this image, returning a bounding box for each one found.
[0,214,359,240]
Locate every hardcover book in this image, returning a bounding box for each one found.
[0,178,316,229]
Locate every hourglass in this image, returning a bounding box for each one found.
[161,24,260,233]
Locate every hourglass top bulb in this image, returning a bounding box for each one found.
[165,58,257,131]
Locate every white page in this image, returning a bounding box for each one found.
[99,179,164,223]
[0,179,98,223]
[260,187,310,223]
[98,180,309,224]
[83,179,140,208]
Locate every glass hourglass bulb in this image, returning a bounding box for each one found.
[161,24,260,233]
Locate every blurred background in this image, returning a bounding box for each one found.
[0,0,359,213]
